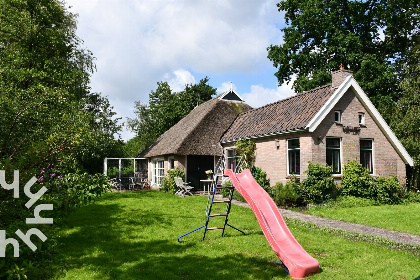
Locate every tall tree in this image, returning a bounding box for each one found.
[391,34,420,188]
[267,0,420,111]
[127,77,216,150]
[0,0,121,175]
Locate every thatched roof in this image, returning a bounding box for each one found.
[139,94,252,158]
[221,84,334,143]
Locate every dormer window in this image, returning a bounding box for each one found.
[358,112,365,125]
[334,111,341,123]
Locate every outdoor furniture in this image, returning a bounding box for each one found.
[129,177,136,190]
[109,178,121,190]
[200,179,213,194]
[174,177,193,197]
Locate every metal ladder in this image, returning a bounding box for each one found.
[177,155,245,242]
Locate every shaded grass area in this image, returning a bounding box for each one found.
[305,202,420,236]
[52,192,420,280]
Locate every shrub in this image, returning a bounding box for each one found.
[296,162,337,204]
[0,169,111,280]
[160,169,185,194]
[374,176,403,204]
[340,160,374,198]
[251,166,270,193]
[271,181,300,207]
[341,161,404,204]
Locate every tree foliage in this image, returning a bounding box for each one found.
[267,0,420,110]
[235,139,256,169]
[391,34,420,188]
[0,0,122,175]
[127,77,216,149]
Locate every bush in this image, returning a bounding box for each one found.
[296,162,337,204]
[160,169,185,194]
[341,161,404,204]
[0,168,110,280]
[251,166,270,193]
[271,181,300,207]
[340,160,374,198]
[373,176,403,204]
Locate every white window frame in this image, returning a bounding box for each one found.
[360,139,373,174]
[152,158,165,185]
[326,137,341,174]
[358,112,365,125]
[168,156,175,170]
[226,149,237,171]
[334,111,341,123]
[287,138,300,175]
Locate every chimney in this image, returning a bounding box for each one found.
[331,64,353,89]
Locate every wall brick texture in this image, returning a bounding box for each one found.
[223,88,407,186]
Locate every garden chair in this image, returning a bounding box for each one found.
[174,177,193,197]
[109,178,120,190]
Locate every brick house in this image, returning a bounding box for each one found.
[220,69,414,185]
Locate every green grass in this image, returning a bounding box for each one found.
[305,199,420,235]
[51,192,420,280]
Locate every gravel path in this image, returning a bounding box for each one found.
[231,199,420,247]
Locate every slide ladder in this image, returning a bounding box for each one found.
[178,157,245,242]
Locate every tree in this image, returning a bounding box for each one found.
[127,77,216,148]
[391,34,420,188]
[0,0,122,175]
[267,0,420,112]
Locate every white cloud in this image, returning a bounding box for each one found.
[64,0,286,141]
[217,81,237,94]
[164,69,196,92]
[242,81,295,108]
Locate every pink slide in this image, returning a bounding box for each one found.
[224,169,320,279]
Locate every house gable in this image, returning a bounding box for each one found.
[306,76,414,166]
[218,88,245,102]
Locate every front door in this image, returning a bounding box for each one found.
[187,155,214,190]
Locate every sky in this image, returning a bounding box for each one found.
[65,0,295,141]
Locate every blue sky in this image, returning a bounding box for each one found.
[65,0,295,141]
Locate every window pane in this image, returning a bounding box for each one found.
[227,149,235,157]
[288,139,300,174]
[360,140,373,173]
[289,139,299,148]
[335,111,341,122]
[326,138,340,147]
[326,138,341,174]
[360,140,372,148]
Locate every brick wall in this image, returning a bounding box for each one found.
[222,87,407,186]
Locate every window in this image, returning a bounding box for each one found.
[168,156,175,170]
[288,139,300,175]
[360,140,373,173]
[358,112,365,125]
[334,111,341,123]
[226,149,237,170]
[326,138,341,174]
[153,159,164,185]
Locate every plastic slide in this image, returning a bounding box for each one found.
[224,169,320,279]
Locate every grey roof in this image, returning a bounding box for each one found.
[139,95,252,158]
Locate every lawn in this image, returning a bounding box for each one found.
[305,200,420,236]
[51,191,420,280]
